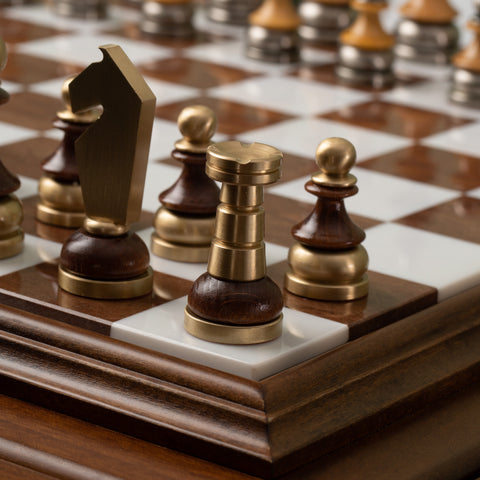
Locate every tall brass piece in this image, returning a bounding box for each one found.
[58,44,156,299]
[0,36,23,259]
[285,137,369,301]
[185,141,284,344]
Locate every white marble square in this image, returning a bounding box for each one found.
[381,80,480,121]
[17,175,39,199]
[239,118,412,164]
[111,296,348,380]
[365,223,480,301]
[467,187,480,199]
[16,33,171,67]
[422,121,480,158]
[0,122,37,146]
[270,168,459,222]
[209,76,370,116]
[142,162,181,213]
[143,76,200,107]
[0,233,61,277]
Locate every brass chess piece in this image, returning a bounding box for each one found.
[140,0,194,37]
[185,141,284,344]
[151,105,219,263]
[285,137,369,301]
[336,0,395,88]
[395,0,458,64]
[207,0,262,24]
[58,45,156,299]
[52,0,108,19]
[37,77,101,228]
[0,37,23,259]
[246,0,301,63]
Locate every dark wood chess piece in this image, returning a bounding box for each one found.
[285,137,369,301]
[151,105,219,263]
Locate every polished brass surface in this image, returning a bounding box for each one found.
[0,36,6,73]
[287,241,368,289]
[57,76,102,124]
[151,235,211,263]
[69,44,156,227]
[83,218,129,237]
[184,307,283,344]
[153,207,215,245]
[206,141,281,281]
[37,175,85,227]
[311,137,358,187]
[58,265,153,299]
[206,141,282,185]
[0,194,23,259]
[174,105,216,153]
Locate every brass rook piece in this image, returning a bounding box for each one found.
[37,76,101,228]
[285,137,369,301]
[151,105,219,263]
[185,141,284,344]
[0,36,23,259]
[58,45,156,299]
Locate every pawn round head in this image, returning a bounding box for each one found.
[313,137,357,187]
[57,75,102,123]
[176,105,217,153]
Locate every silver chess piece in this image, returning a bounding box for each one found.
[394,0,458,64]
[450,2,480,107]
[52,0,108,19]
[140,1,194,37]
[298,0,353,44]
[207,0,262,24]
[336,0,395,88]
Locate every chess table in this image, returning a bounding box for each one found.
[0,1,480,479]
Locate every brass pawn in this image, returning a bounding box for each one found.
[151,105,219,263]
[37,76,101,228]
[285,137,369,301]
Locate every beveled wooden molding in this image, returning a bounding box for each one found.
[1,285,480,478]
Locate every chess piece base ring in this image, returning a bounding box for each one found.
[36,204,85,228]
[184,307,283,344]
[151,233,210,263]
[285,270,369,301]
[58,265,153,299]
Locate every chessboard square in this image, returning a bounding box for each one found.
[423,122,480,159]
[140,57,260,90]
[111,297,348,380]
[0,233,61,277]
[365,223,480,301]
[319,101,473,140]
[0,137,58,179]
[0,17,67,44]
[359,145,480,192]
[16,33,171,67]
[16,175,39,200]
[2,52,82,86]
[241,118,411,166]
[209,76,370,117]
[0,122,38,147]
[381,79,480,121]
[142,162,182,213]
[143,76,200,107]
[0,92,63,131]
[156,97,295,136]
[396,197,480,245]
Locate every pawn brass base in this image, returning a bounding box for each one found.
[184,307,283,345]
[285,270,369,301]
[37,203,85,228]
[151,234,210,263]
[58,265,153,300]
[0,229,24,259]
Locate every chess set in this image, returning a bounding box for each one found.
[0,0,480,478]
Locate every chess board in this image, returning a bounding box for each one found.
[0,1,480,479]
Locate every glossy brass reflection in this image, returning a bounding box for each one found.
[184,307,283,344]
[0,194,24,259]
